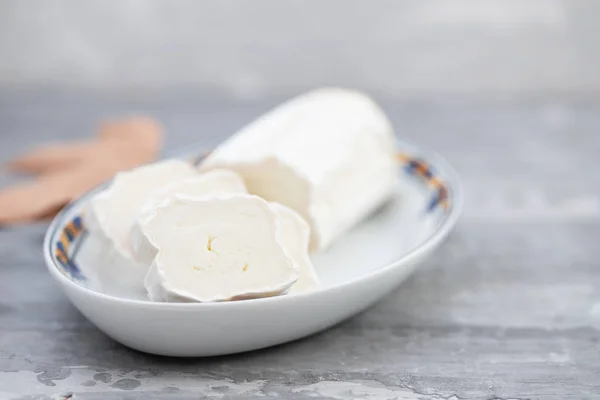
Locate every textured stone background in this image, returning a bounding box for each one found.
[1,1,600,399]
[1,0,600,98]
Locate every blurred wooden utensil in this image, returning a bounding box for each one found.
[0,116,163,225]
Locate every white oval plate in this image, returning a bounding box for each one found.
[44,140,462,357]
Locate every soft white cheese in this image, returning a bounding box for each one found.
[130,169,247,267]
[270,203,319,294]
[199,87,397,251]
[142,194,299,302]
[84,159,199,291]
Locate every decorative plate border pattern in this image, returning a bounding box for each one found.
[396,152,450,213]
[54,215,86,281]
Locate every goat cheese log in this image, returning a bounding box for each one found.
[142,195,299,302]
[199,88,397,251]
[130,169,247,267]
[85,160,199,291]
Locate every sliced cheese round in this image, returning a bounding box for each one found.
[270,202,319,294]
[130,169,247,267]
[199,87,397,251]
[142,194,298,302]
[84,159,199,291]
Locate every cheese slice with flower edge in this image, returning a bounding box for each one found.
[143,194,299,302]
[84,159,199,292]
[199,87,397,251]
[130,169,247,267]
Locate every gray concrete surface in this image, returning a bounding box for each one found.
[0,91,599,399]
[1,0,600,98]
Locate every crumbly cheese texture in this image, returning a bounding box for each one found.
[142,195,299,302]
[84,160,199,292]
[199,87,397,251]
[130,169,247,267]
[85,159,199,261]
[270,203,319,294]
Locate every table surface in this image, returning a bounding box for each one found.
[1,91,599,400]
